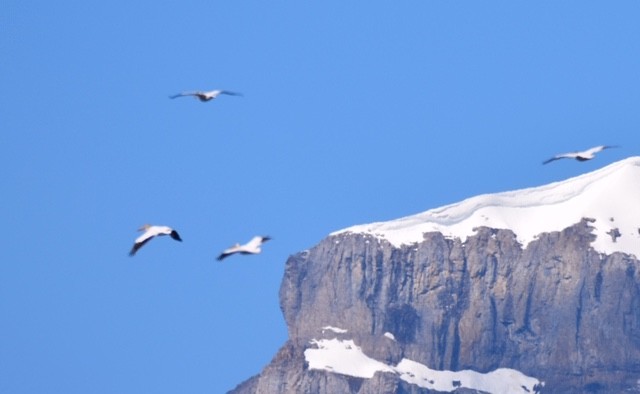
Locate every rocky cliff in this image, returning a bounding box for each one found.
[229,158,640,393]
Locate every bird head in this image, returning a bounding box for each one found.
[137,224,151,232]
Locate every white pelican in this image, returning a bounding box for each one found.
[542,145,618,165]
[217,236,271,261]
[169,89,242,102]
[129,224,182,256]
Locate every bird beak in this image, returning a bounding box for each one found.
[137,224,149,232]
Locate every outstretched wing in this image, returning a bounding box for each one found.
[169,92,199,99]
[542,155,569,165]
[219,90,243,97]
[129,237,153,256]
[542,150,583,164]
[217,242,244,261]
[587,145,618,155]
[217,250,237,261]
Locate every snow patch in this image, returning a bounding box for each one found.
[397,359,542,394]
[384,332,396,341]
[332,157,640,257]
[304,338,543,394]
[322,326,348,334]
[305,339,393,378]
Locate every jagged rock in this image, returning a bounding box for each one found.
[607,228,621,242]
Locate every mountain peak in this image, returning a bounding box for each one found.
[334,156,640,257]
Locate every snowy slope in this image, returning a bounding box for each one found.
[304,336,543,394]
[333,157,640,257]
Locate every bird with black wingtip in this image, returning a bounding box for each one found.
[129,224,182,256]
[169,89,242,102]
[217,236,271,261]
[542,145,618,165]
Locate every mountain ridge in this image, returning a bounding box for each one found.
[229,158,640,393]
[334,156,640,257]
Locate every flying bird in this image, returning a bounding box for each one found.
[217,236,271,261]
[129,224,182,256]
[542,145,618,165]
[169,89,242,102]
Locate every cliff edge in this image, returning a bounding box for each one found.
[230,158,640,393]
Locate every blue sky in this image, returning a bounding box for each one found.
[2,2,639,393]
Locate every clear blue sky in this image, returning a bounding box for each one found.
[2,2,639,393]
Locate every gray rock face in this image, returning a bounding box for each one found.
[229,219,640,393]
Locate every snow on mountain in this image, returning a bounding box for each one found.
[321,326,348,334]
[333,157,640,257]
[304,338,543,394]
[305,338,394,379]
